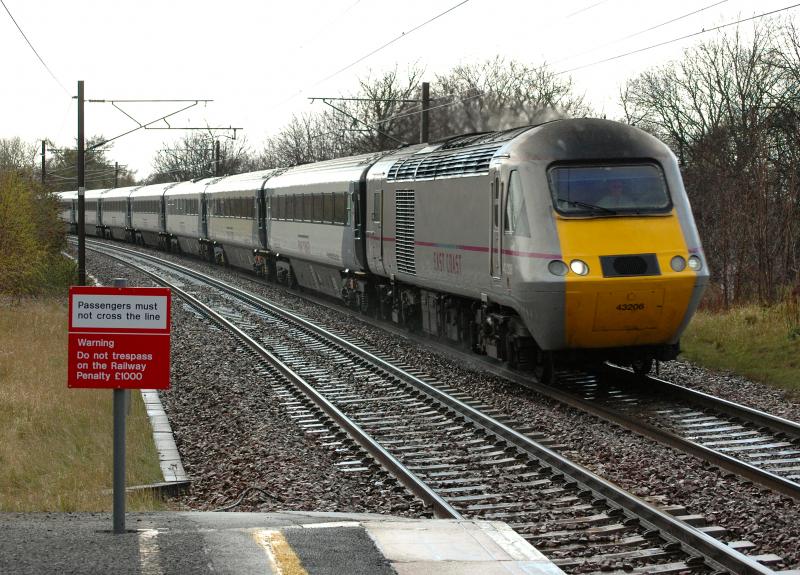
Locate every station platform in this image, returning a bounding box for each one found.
[0,511,564,574]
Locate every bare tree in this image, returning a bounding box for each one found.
[255,66,424,167]
[256,59,589,168]
[0,137,37,176]
[432,57,592,138]
[622,21,800,305]
[149,130,255,183]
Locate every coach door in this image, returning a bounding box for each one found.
[258,189,268,248]
[490,169,503,280]
[369,188,387,275]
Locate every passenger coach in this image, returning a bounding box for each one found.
[205,169,279,269]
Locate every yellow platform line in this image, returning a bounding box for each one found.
[253,529,308,575]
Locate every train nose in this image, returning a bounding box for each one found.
[591,287,665,331]
[564,265,698,348]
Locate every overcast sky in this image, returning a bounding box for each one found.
[0,0,793,181]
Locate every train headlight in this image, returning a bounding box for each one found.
[688,255,703,271]
[570,259,589,276]
[548,260,568,276]
[670,255,687,272]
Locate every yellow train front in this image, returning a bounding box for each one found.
[509,119,709,374]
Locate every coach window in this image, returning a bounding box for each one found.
[303,194,313,222]
[504,170,530,237]
[333,192,347,225]
[293,195,301,221]
[313,194,323,222]
[284,196,294,221]
[323,193,334,223]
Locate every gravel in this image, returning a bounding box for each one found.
[83,248,425,517]
[81,241,800,568]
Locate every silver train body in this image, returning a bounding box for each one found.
[57,119,709,372]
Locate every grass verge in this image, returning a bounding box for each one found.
[0,298,166,511]
[680,300,800,396]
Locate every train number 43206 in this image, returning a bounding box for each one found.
[616,303,645,311]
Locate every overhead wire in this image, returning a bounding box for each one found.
[565,0,608,19]
[551,0,729,66]
[557,2,800,74]
[274,0,471,108]
[370,1,800,128]
[0,0,69,95]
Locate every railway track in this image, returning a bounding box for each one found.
[81,239,781,574]
[442,356,800,501]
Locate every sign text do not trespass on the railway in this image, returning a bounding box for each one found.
[68,286,171,389]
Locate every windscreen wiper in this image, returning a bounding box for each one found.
[563,199,617,215]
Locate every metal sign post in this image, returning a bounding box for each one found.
[77,81,85,286]
[67,280,171,533]
[112,278,127,533]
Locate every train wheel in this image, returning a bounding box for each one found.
[534,350,554,384]
[506,340,519,370]
[631,357,653,376]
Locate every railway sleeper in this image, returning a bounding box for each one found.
[523,522,632,540]
[553,546,678,568]
[581,560,702,575]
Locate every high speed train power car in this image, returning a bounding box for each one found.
[57,118,709,378]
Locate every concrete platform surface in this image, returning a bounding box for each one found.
[0,511,565,575]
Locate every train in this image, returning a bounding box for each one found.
[57,118,710,379]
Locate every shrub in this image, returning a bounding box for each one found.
[0,172,68,297]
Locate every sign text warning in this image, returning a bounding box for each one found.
[68,287,171,389]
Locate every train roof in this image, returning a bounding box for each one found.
[56,190,78,200]
[163,177,218,197]
[130,182,180,198]
[508,118,672,161]
[205,169,283,195]
[102,185,141,199]
[83,188,109,199]
[267,151,390,190]
[381,125,538,182]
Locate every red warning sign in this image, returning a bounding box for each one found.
[68,286,171,389]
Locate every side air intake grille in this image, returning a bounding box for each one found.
[600,254,661,277]
[395,190,416,275]
[387,144,502,182]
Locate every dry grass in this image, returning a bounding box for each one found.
[0,299,165,511]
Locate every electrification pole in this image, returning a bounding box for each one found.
[115,162,119,188]
[41,140,46,185]
[77,80,86,286]
[214,140,221,177]
[420,82,430,144]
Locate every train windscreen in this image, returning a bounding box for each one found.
[548,164,671,216]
